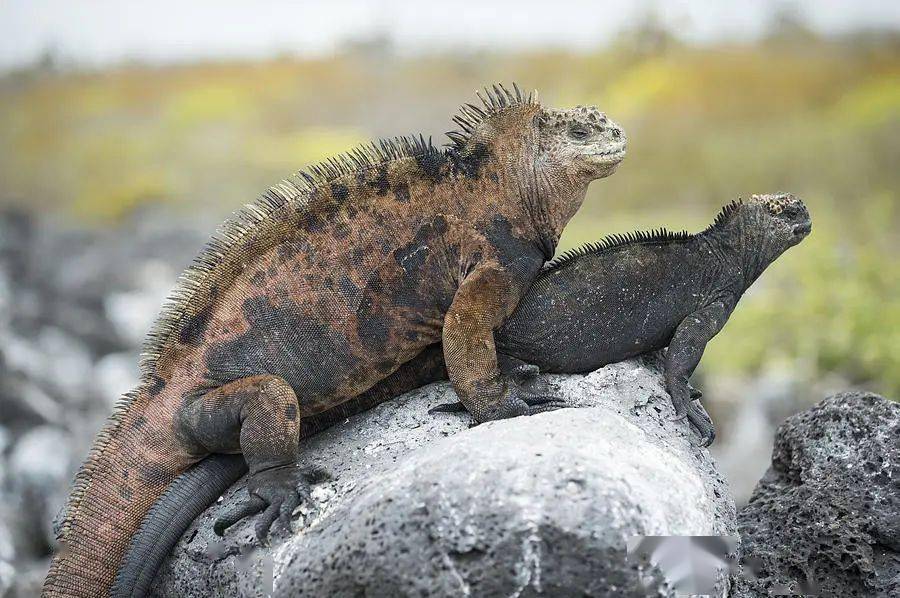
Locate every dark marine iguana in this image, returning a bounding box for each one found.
[43,84,627,598]
[493,192,811,438]
[114,193,810,597]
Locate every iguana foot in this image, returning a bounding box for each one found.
[686,402,716,447]
[214,464,325,541]
[667,382,716,446]
[430,378,567,421]
[667,380,703,423]
[518,390,569,414]
[431,360,562,417]
[479,387,569,421]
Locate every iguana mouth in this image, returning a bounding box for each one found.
[589,146,626,161]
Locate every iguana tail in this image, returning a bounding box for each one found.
[111,454,247,597]
[42,385,197,598]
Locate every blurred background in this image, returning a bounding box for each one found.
[0,1,898,594]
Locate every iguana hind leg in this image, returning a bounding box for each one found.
[175,375,312,540]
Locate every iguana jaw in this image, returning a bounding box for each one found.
[581,144,627,177]
[585,145,627,165]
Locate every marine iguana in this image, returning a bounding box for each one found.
[491,191,811,439]
[114,193,810,597]
[43,84,627,598]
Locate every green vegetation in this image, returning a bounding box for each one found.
[0,33,898,396]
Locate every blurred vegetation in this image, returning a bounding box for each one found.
[0,27,898,397]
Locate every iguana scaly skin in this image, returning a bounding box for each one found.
[115,193,809,595]
[43,84,626,597]
[493,192,811,444]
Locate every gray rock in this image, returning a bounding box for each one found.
[93,351,140,408]
[0,509,18,598]
[0,507,14,562]
[709,368,811,507]
[103,259,178,346]
[0,372,64,429]
[3,327,94,406]
[734,391,900,597]
[154,356,736,597]
[0,559,50,598]
[8,426,72,557]
[0,560,14,598]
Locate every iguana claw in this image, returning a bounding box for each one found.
[214,464,326,541]
[688,384,703,400]
[670,400,716,447]
[429,376,567,421]
[686,403,716,447]
[428,401,467,414]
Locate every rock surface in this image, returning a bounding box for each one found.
[734,391,900,597]
[154,355,736,597]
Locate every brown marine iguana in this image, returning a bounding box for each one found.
[43,84,626,597]
[114,193,810,597]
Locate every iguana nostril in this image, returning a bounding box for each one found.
[611,128,621,139]
[793,222,812,236]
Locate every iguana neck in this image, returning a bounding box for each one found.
[699,218,775,294]
[454,116,589,261]
[547,178,590,247]
[516,162,588,260]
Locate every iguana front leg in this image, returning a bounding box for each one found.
[443,262,563,422]
[175,375,311,540]
[665,300,732,446]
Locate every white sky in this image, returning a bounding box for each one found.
[1,0,898,70]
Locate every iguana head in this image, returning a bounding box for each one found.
[447,85,625,186]
[535,105,626,180]
[446,85,625,245]
[716,193,811,281]
[747,192,812,250]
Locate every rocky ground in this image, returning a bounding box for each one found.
[152,368,900,597]
[0,207,210,596]
[734,391,900,597]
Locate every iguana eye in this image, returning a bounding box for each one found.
[780,205,796,217]
[568,125,590,140]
